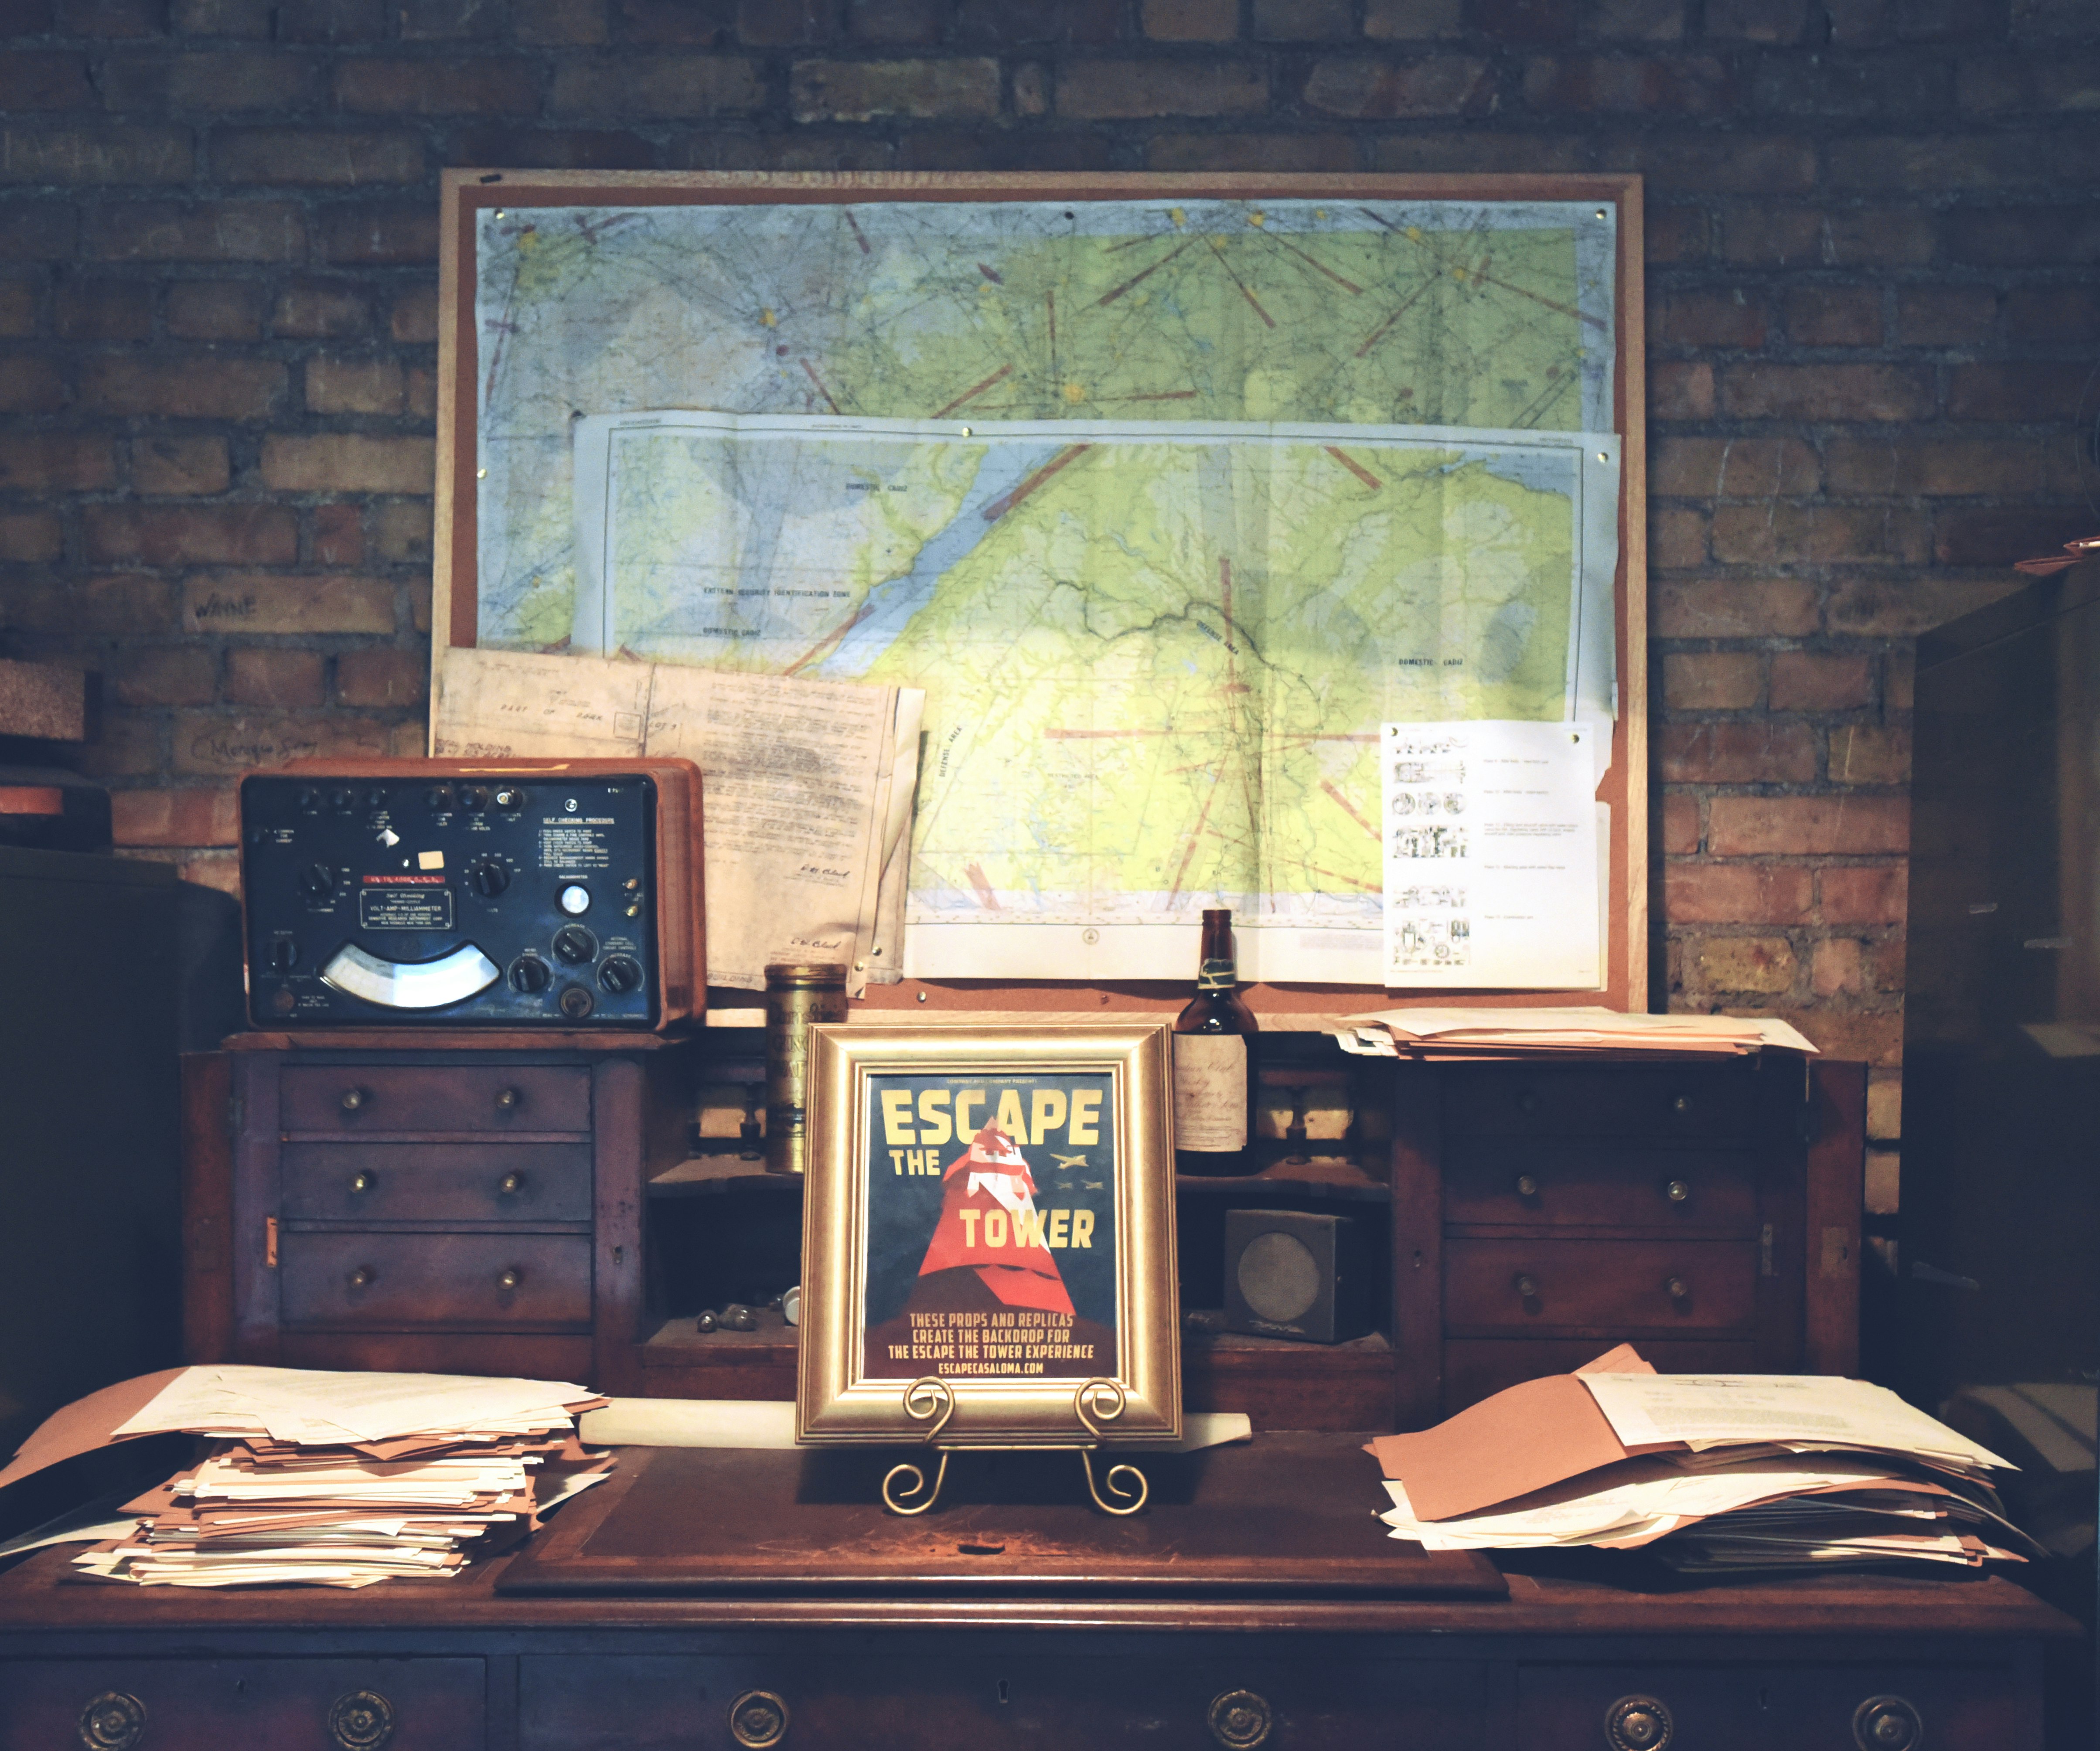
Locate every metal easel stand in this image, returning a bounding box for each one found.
[880,1376,1151,1518]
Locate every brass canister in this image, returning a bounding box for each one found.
[764,961,849,1175]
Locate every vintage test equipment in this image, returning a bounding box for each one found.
[1222,1208,1372,1345]
[239,757,704,1029]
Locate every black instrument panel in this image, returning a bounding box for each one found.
[241,773,661,1026]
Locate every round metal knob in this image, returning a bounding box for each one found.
[495,1086,521,1113]
[1854,1695,1923,1751]
[77,1691,147,1751]
[1514,1273,1539,1300]
[497,1268,522,1291]
[328,1689,396,1751]
[1605,1693,1674,1751]
[339,1087,368,1113]
[1666,1276,1690,1301]
[498,1172,524,1196]
[728,1690,789,1749]
[1207,1688,1273,1750]
[1515,1173,1541,1198]
[1666,1179,1690,1203]
[1670,1093,1692,1114]
[350,1172,374,1194]
[348,1266,375,1288]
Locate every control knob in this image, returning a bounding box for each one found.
[297,862,336,898]
[553,925,598,966]
[330,787,355,812]
[459,786,488,812]
[467,857,511,898]
[509,955,552,994]
[425,785,453,811]
[493,787,526,810]
[599,955,643,995]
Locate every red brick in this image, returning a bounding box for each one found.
[176,850,242,896]
[1828,134,2042,190]
[516,0,606,41]
[1704,0,1804,37]
[1662,791,1700,854]
[1523,53,1734,113]
[110,646,216,708]
[1865,1070,1900,1140]
[1720,362,1930,421]
[1945,204,2100,268]
[175,710,396,776]
[132,433,230,494]
[739,0,832,40]
[1768,651,1872,712]
[86,201,305,262]
[279,0,387,36]
[372,500,431,562]
[1650,505,1708,568]
[1784,285,1881,346]
[1667,862,1813,924]
[80,356,285,419]
[87,504,298,566]
[1656,578,1820,638]
[1649,361,1713,419]
[1810,937,1864,997]
[55,278,153,340]
[1820,863,1906,924]
[408,576,432,634]
[0,280,35,337]
[1936,508,2099,569]
[1652,436,1817,498]
[0,204,76,262]
[0,509,62,561]
[1255,0,1352,34]
[1664,651,1762,711]
[1654,286,1766,348]
[1721,205,1935,267]
[1060,59,1268,118]
[1467,0,1576,39]
[553,55,765,115]
[1830,725,1909,786]
[1365,0,1467,35]
[790,58,999,121]
[319,203,440,264]
[1643,204,1710,263]
[1143,0,1236,37]
[336,645,427,707]
[272,280,369,338]
[1146,133,1358,172]
[182,572,396,634]
[1828,0,1998,43]
[1748,47,1952,117]
[9,573,175,634]
[1826,575,2025,636]
[1958,57,2100,115]
[76,715,167,780]
[0,52,93,108]
[1894,286,1995,346]
[303,354,404,415]
[1689,934,1798,994]
[2005,287,2100,342]
[405,365,436,419]
[399,0,502,35]
[1612,133,1816,194]
[1301,55,1493,117]
[445,125,657,170]
[335,58,539,114]
[261,435,435,495]
[1884,646,1913,710]
[2011,0,2093,37]
[212,129,425,184]
[1790,1008,1903,1067]
[619,0,730,42]
[1947,361,2087,422]
[112,787,241,848]
[314,502,364,566]
[0,433,115,491]
[174,0,274,31]
[1586,0,1687,39]
[59,0,161,32]
[1708,794,1907,856]
[1012,61,1047,116]
[1660,720,1817,784]
[1373,132,1590,172]
[167,279,264,340]
[0,354,65,413]
[160,52,327,110]
[0,127,192,184]
[1824,434,2069,498]
[1712,503,1930,567]
[952,0,1120,39]
[225,646,326,708]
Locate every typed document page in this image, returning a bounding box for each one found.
[1381,719,1602,990]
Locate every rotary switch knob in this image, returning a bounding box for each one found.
[599,955,643,995]
[467,857,511,898]
[509,955,552,994]
[553,925,598,966]
[297,861,336,898]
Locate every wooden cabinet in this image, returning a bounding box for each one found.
[184,1031,697,1395]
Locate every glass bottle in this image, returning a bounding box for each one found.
[1173,908,1259,1176]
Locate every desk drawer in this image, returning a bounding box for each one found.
[1445,1145,1758,1232]
[282,1142,593,1223]
[279,1231,592,1329]
[0,1657,484,1751]
[1444,1065,1754,1141]
[1444,1237,1758,1333]
[280,1065,590,1134]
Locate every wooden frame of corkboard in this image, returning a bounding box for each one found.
[435,170,1647,1019]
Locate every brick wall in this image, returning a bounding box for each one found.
[4,0,2097,1215]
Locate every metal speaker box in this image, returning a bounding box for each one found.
[1222,1208,1370,1345]
[239,757,704,1029]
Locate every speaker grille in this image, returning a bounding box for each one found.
[1237,1230,1321,1323]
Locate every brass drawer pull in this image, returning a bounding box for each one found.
[77,1691,147,1751]
[1207,1689,1273,1749]
[350,1172,375,1195]
[348,1265,375,1288]
[498,1172,525,1196]
[1605,1693,1673,1750]
[328,1689,396,1751]
[1670,1092,1693,1114]
[1665,1275,1690,1301]
[1514,1272,1539,1301]
[339,1086,368,1114]
[1854,1694,1923,1750]
[497,1267,522,1291]
[1514,1173,1541,1198]
[729,1689,790,1749]
[495,1086,522,1113]
[1665,1179,1690,1203]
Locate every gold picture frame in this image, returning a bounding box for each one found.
[797,1021,1180,1449]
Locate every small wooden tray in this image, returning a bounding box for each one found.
[498,1433,1504,1599]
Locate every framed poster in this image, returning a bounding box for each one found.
[797,1021,1178,1447]
[436,170,1647,1009]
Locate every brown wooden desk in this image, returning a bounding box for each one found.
[0,1437,2075,1750]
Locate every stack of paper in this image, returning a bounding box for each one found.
[1370,1348,2039,1572]
[29,1367,611,1589]
[1333,1006,1818,1060]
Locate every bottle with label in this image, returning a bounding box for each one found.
[1173,908,1260,1176]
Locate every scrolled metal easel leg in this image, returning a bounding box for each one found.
[881,1450,951,1516]
[1078,1448,1149,1516]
